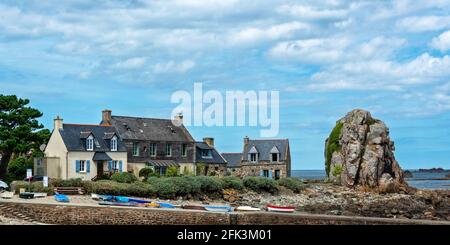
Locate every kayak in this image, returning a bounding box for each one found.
[266,204,296,213]
[157,202,176,209]
[235,206,261,212]
[145,202,160,208]
[182,205,207,211]
[99,201,138,207]
[55,193,69,202]
[204,205,233,212]
[114,196,130,203]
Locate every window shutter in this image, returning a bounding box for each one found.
[268,170,273,179]
[108,161,112,171]
[259,169,263,176]
[86,160,90,173]
[119,160,123,172]
[76,160,80,173]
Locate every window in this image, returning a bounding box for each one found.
[214,167,219,171]
[181,144,187,157]
[79,160,86,172]
[271,153,278,162]
[149,143,157,157]
[111,136,117,151]
[202,149,212,158]
[165,143,172,156]
[274,170,281,180]
[263,169,269,178]
[155,166,167,176]
[250,153,257,162]
[133,143,139,156]
[86,135,94,151]
[112,160,119,172]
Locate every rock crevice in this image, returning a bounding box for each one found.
[325,109,406,192]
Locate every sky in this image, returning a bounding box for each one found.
[1,0,450,170]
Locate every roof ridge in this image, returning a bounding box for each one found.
[249,138,288,140]
[63,123,112,127]
[112,115,173,121]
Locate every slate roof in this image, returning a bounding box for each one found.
[59,124,126,152]
[93,152,113,161]
[195,142,227,164]
[242,139,289,161]
[108,116,195,142]
[221,153,242,168]
[146,160,179,167]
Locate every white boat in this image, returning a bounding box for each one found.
[266,204,296,213]
[0,192,14,199]
[91,193,101,200]
[235,206,261,211]
[32,192,47,198]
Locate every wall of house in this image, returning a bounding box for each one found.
[44,129,67,178]
[179,163,196,175]
[231,163,288,179]
[125,141,195,164]
[34,157,61,178]
[67,151,127,180]
[196,164,227,177]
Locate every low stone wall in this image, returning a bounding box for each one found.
[0,201,449,225]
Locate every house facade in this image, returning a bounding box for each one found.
[36,116,128,180]
[222,137,291,179]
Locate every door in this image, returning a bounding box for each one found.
[97,161,104,177]
[274,170,280,180]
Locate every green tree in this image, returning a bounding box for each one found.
[0,95,49,179]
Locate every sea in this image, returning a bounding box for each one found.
[291,170,450,190]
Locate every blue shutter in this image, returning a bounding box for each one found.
[76,160,80,173]
[259,169,263,177]
[86,160,90,173]
[108,161,112,171]
[268,170,273,179]
[119,160,123,172]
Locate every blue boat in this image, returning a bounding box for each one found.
[204,205,232,212]
[114,196,130,203]
[55,193,69,202]
[157,202,176,208]
[128,198,151,204]
[98,201,137,207]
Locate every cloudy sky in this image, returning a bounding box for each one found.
[1,0,450,170]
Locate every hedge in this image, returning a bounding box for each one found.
[10,181,54,195]
[110,172,138,183]
[277,177,305,193]
[221,176,244,190]
[243,176,278,193]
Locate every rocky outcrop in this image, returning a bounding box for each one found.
[325,109,407,193]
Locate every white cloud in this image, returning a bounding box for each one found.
[112,57,146,69]
[396,16,450,32]
[430,30,450,52]
[228,22,309,45]
[153,60,195,74]
[276,4,348,19]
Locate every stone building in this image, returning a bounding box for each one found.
[222,137,291,179]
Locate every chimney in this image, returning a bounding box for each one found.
[101,109,112,125]
[54,115,63,130]
[203,137,214,147]
[172,113,183,127]
[244,136,249,145]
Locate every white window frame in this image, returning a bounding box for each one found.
[112,160,119,172]
[133,143,139,156]
[86,135,94,151]
[165,143,172,157]
[79,160,86,173]
[149,143,157,157]
[250,153,257,162]
[111,136,117,152]
[202,149,212,159]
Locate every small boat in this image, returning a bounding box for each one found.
[157,202,176,209]
[55,193,69,202]
[235,206,261,212]
[91,193,102,200]
[204,205,233,212]
[129,198,152,204]
[98,201,138,207]
[114,196,130,203]
[32,192,47,198]
[266,204,296,213]
[91,194,114,201]
[145,202,160,208]
[0,192,14,199]
[19,192,34,199]
[182,205,207,211]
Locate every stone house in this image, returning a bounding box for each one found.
[36,116,128,180]
[222,137,291,179]
[194,138,227,176]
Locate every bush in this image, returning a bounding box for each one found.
[221,176,244,190]
[11,180,53,195]
[332,164,343,178]
[166,167,179,177]
[110,172,138,183]
[7,157,33,180]
[325,122,343,177]
[88,180,155,197]
[139,168,154,180]
[196,176,223,193]
[51,178,83,187]
[277,177,305,193]
[243,176,278,193]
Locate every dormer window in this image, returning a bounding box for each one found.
[111,136,117,151]
[202,149,212,158]
[250,153,257,162]
[271,153,278,162]
[269,146,280,162]
[248,146,258,163]
[86,135,94,151]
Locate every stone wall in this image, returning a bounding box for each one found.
[236,164,288,179]
[1,201,448,225]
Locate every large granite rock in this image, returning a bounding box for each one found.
[325,109,406,193]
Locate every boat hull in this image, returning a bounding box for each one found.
[266,205,296,213]
[236,206,261,212]
[182,205,207,211]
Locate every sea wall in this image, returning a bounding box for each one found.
[0,201,449,225]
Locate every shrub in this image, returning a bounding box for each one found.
[88,180,155,197]
[7,157,33,180]
[166,167,179,177]
[139,167,154,180]
[332,164,343,178]
[277,177,305,193]
[153,178,178,198]
[325,122,343,177]
[11,180,53,195]
[196,176,223,193]
[51,178,83,187]
[243,176,278,193]
[221,176,244,190]
[110,172,137,183]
